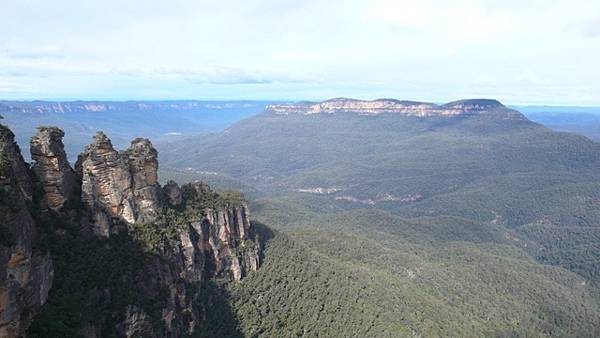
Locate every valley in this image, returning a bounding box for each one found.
[2,98,600,337]
[158,98,600,336]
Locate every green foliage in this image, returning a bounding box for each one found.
[226,201,600,337]
[128,208,188,254]
[191,281,244,338]
[156,111,600,337]
[0,123,14,143]
[28,211,167,337]
[181,183,247,210]
[218,189,246,205]
[0,152,11,177]
[520,222,600,300]
[36,125,64,134]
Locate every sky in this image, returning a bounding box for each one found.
[1,0,599,105]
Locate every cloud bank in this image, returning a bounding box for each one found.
[0,0,599,104]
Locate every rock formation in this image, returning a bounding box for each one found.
[0,125,53,338]
[75,132,163,237]
[127,138,162,223]
[115,181,260,336]
[266,97,510,116]
[162,180,183,206]
[0,125,261,337]
[30,127,78,211]
[182,182,260,281]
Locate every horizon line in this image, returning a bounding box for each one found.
[2,97,600,108]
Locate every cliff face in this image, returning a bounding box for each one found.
[127,138,162,223]
[122,182,260,337]
[0,125,53,338]
[30,127,78,211]
[182,182,260,282]
[75,132,163,237]
[266,98,511,116]
[0,124,261,337]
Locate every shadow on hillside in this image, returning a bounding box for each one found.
[192,222,274,338]
[251,221,275,263]
[27,206,175,337]
[192,280,244,338]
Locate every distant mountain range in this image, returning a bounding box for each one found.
[516,105,600,141]
[2,100,598,163]
[0,100,274,161]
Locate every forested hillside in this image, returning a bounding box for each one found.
[159,99,600,337]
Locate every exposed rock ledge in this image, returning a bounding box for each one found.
[266,98,506,116]
[295,187,341,195]
[335,193,423,205]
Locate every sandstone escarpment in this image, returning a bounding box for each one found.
[170,182,260,281]
[266,97,508,116]
[76,132,163,236]
[182,182,260,281]
[205,203,258,280]
[1,125,261,337]
[101,182,260,336]
[30,127,78,211]
[0,124,53,338]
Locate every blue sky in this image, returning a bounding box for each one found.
[1,0,599,105]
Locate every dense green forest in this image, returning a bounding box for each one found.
[221,201,600,337]
[158,105,600,336]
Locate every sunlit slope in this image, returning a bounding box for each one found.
[161,102,600,336]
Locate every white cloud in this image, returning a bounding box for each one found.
[571,17,600,37]
[0,0,598,104]
[365,0,432,28]
[364,0,518,40]
[0,42,64,60]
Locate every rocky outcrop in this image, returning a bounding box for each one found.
[0,127,33,202]
[203,202,260,280]
[0,124,53,338]
[30,127,78,211]
[163,180,183,206]
[76,132,135,236]
[266,97,508,116]
[1,126,261,337]
[76,132,163,236]
[173,182,260,282]
[97,182,260,337]
[127,138,162,223]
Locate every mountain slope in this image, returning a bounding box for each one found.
[229,208,600,337]
[159,98,600,227]
[160,98,600,336]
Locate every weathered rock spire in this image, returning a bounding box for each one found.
[75,132,163,236]
[30,127,78,211]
